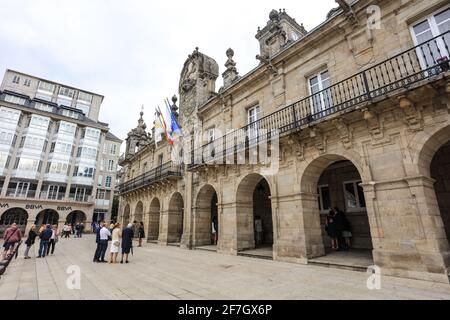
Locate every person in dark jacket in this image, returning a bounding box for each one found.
[325,210,338,250]
[38,225,53,258]
[138,222,145,247]
[93,221,104,262]
[333,207,347,251]
[121,224,134,264]
[24,225,38,259]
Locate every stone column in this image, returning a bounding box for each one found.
[217,201,238,255]
[299,192,326,259]
[158,209,169,246]
[367,176,450,283]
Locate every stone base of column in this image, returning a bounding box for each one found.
[273,241,309,264]
[373,249,450,284]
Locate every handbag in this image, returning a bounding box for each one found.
[3,228,20,247]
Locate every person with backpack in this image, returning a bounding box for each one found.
[2,223,22,260]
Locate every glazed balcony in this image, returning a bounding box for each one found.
[119,162,183,194]
[188,31,450,170]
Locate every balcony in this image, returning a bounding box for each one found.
[6,189,36,199]
[119,162,182,194]
[39,191,65,201]
[95,199,111,207]
[68,194,94,204]
[188,31,450,169]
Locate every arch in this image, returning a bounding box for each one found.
[35,209,59,227]
[148,198,161,241]
[416,124,450,177]
[194,184,219,247]
[299,154,374,259]
[123,204,131,226]
[167,192,184,243]
[236,173,273,251]
[134,201,144,223]
[0,208,28,234]
[66,211,87,225]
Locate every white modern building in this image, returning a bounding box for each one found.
[0,69,122,235]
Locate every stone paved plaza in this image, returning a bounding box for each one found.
[1,236,450,300]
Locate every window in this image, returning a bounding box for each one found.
[73,166,95,178]
[61,109,79,119]
[0,131,14,145]
[309,70,333,116]
[208,128,215,143]
[4,94,26,105]
[247,106,261,143]
[318,185,331,213]
[110,144,117,155]
[411,7,450,68]
[0,107,21,121]
[12,75,20,84]
[84,128,100,141]
[58,87,75,98]
[105,176,112,188]
[48,162,69,175]
[158,154,163,167]
[343,181,366,212]
[16,158,40,172]
[107,160,115,171]
[58,122,76,135]
[29,116,50,129]
[0,152,10,168]
[34,102,53,113]
[38,81,55,93]
[77,92,92,103]
[24,79,31,87]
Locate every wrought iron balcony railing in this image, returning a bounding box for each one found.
[119,162,183,194]
[188,31,450,169]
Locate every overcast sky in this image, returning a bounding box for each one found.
[0,0,336,149]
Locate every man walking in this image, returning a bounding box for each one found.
[38,225,53,258]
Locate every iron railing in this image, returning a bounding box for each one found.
[119,162,183,194]
[188,31,450,169]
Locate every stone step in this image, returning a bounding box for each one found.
[237,252,273,261]
[308,260,368,273]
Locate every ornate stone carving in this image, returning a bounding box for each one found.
[362,108,384,139]
[398,95,424,132]
[332,118,353,149]
[309,128,326,154]
[222,48,240,88]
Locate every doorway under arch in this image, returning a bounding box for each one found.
[431,140,450,246]
[301,155,373,265]
[236,174,273,252]
[123,204,131,226]
[66,211,87,225]
[35,209,59,227]
[0,208,28,235]
[134,201,144,224]
[168,192,184,244]
[148,198,161,241]
[195,185,218,247]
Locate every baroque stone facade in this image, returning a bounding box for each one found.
[119,0,450,283]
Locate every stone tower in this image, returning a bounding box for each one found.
[178,47,219,131]
[124,110,151,159]
[255,9,307,59]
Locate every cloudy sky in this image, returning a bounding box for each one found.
[0,0,336,148]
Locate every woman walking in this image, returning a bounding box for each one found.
[110,223,121,264]
[24,225,38,259]
[138,222,145,247]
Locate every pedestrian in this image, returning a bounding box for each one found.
[38,225,53,258]
[325,210,338,250]
[333,207,346,251]
[341,211,353,251]
[254,216,263,246]
[93,222,110,263]
[75,223,80,238]
[46,225,59,256]
[110,223,121,264]
[121,223,134,264]
[24,225,38,259]
[138,222,145,247]
[2,223,22,260]
[62,224,70,238]
[93,222,102,262]
[79,223,85,238]
[211,216,218,245]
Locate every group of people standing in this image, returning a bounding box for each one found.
[61,223,84,238]
[325,207,352,251]
[93,221,135,264]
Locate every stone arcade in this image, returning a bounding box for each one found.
[119,0,450,283]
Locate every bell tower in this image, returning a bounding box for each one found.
[256,9,307,59]
[124,109,151,159]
